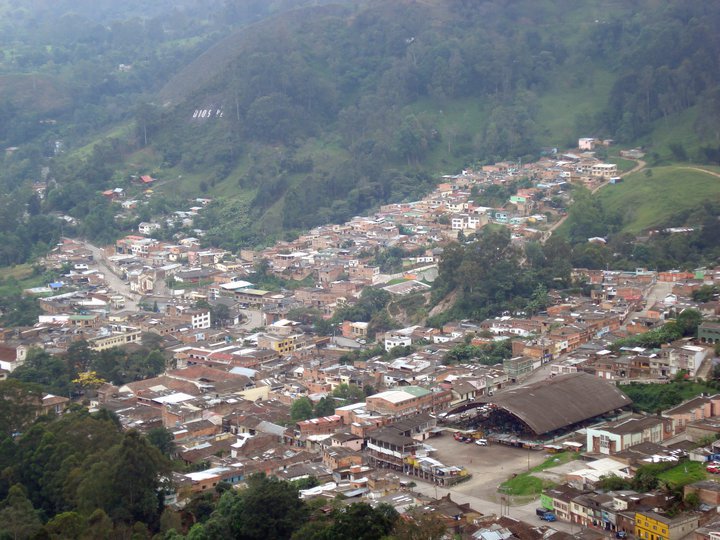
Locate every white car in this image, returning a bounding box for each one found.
[475,439,488,446]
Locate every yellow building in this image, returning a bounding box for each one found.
[257,333,300,355]
[634,511,698,540]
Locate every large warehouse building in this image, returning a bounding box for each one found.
[480,372,632,438]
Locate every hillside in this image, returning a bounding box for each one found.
[599,166,720,234]
[126,0,720,249]
[0,0,719,262]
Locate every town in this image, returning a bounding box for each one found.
[2,138,720,540]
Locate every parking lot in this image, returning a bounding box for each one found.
[428,431,550,500]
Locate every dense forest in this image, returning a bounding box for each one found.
[0,0,719,262]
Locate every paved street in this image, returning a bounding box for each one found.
[79,239,139,310]
[406,477,576,534]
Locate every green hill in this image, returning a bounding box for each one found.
[142,0,720,246]
[2,0,720,260]
[599,166,720,234]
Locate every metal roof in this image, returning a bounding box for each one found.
[486,372,632,435]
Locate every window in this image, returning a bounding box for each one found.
[600,434,611,450]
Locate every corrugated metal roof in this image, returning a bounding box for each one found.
[486,372,631,435]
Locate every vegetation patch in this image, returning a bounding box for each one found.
[598,166,720,234]
[531,452,578,472]
[620,380,719,414]
[499,452,578,496]
[657,461,707,489]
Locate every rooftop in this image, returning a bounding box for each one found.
[485,372,632,435]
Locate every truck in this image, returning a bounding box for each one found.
[536,508,557,522]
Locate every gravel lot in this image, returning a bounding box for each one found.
[427,432,550,500]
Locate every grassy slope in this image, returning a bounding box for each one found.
[639,106,704,161]
[499,452,577,496]
[0,264,49,296]
[657,461,706,488]
[535,68,615,149]
[598,166,720,234]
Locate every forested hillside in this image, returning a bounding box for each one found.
[0,0,719,260]
[122,0,720,247]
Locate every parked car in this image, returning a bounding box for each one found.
[536,508,556,522]
[616,532,628,539]
[475,439,488,446]
[707,464,720,474]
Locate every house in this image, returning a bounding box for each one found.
[138,222,161,235]
[589,163,618,178]
[634,511,698,540]
[663,394,720,437]
[699,322,720,344]
[0,344,29,372]
[503,356,534,382]
[684,480,720,506]
[40,394,70,416]
[579,138,597,150]
[384,335,412,352]
[341,321,369,341]
[365,429,419,471]
[586,415,664,455]
[365,386,448,418]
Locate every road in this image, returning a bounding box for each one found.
[405,477,576,533]
[623,278,673,324]
[238,308,263,330]
[77,240,139,310]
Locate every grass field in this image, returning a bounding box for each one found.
[535,69,615,148]
[657,461,706,488]
[598,165,720,234]
[608,156,637,173]
[499,452,578,496]
[0,264,49,297]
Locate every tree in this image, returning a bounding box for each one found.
[71,371,106,393]
[109,430,168,526]
[11,348,75,397]
[45,511,84,539]
[0,484,42,540]
[147,427,176,457]
[326,502,399,540]
[676,309,702,337]
[332,383,365,403]
[82,509,113,539]
[0,380,43,437]
[211,303,231,327]
[290,397,314,422]
[684,492,701,510]
[66,341,95,373]
[597,475,632,491]
[526,284,549,315]
[223,474,308,540]
[313,397,337,417]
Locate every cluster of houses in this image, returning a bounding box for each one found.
[4,140,720,538]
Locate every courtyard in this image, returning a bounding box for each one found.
[427,432,554,500]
